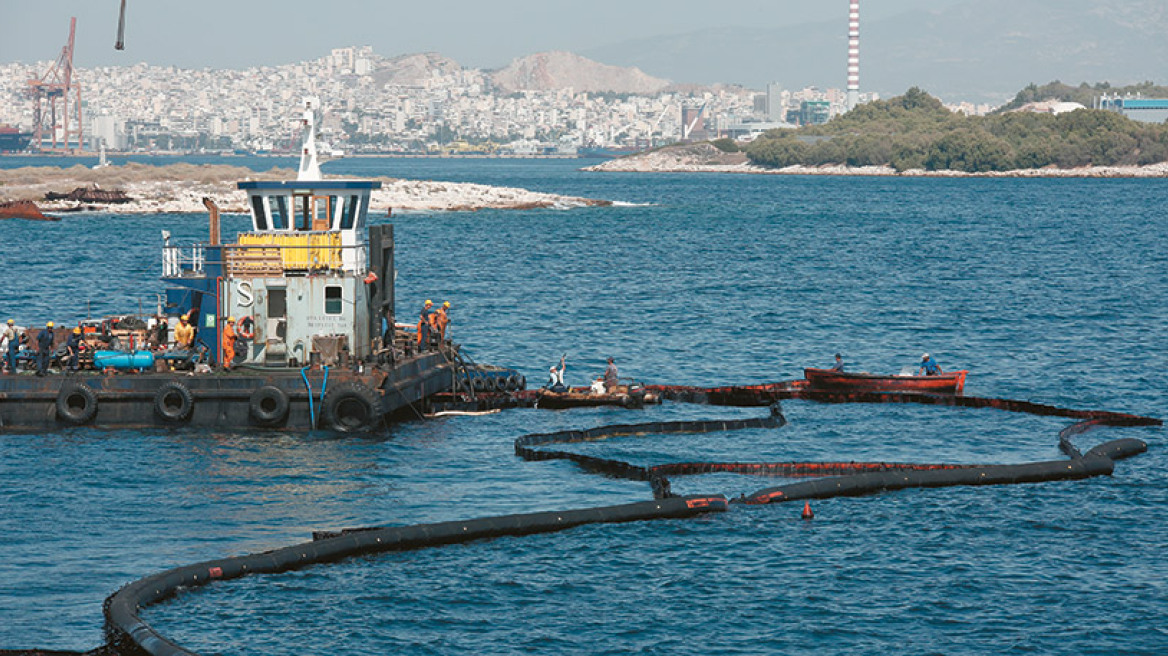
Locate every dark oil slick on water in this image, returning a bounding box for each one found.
[0,157,1165,655]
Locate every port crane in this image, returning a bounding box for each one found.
[26,17,82,153]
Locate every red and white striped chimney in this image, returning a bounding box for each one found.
[846,0,860,111]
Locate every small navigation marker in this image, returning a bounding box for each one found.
[801,501,814,520]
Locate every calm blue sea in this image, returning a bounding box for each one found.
[1,157,1165,655]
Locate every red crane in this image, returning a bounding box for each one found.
[26,17,83,153]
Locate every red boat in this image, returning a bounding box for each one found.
[803,368,968,394]
[0,200,59,221]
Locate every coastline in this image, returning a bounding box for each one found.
[583,143,1168,178]
[0,163,611,214]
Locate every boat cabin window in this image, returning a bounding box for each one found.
[250,196,268,230]
[249,189,369,233]
[341,195,361,230]
[324,286,343,315]
[267,196,289,230]
[295,194,312,231]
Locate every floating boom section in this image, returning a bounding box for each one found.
[104,496,728,656]
[98,381,1157,656]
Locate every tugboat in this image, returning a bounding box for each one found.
[0,98,485,433]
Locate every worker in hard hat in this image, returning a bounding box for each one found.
[221,316,237,371]
[1,319,18,374]
[175,313,195,350]
[434,301,451,344]
[65,327,83,372]
[35,321,55,376]
[417,300,434,351]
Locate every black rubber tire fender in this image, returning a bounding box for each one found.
[154,381,195,423]
[249,385,290,427]
[320,382,381,433]
[472,375,487,392]
[56,381,98,425]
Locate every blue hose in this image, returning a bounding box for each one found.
[300,366,315,429]
[320,365,329,416]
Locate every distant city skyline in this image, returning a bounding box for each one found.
[4,0,1164,105]
[6,0,961,71]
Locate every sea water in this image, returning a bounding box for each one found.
[0,158,1165,654]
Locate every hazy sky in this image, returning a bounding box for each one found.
[3,0,964,71]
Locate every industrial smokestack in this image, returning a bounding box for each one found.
[846,0,860,111]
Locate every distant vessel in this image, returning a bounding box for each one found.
[0,200,58,221]
[0,125,32,153]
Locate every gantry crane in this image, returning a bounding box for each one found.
[26,17,82,153]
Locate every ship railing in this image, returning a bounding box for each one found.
[220,241,366,277]
[162,244,204,277]
[163,241,367,278]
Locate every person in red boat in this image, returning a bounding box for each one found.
[919,353,943,376]
[830,353,845,372]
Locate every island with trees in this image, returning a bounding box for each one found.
[590,85,1168,176]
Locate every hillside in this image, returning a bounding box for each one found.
[490,51,670,94]
[371,52,463,87]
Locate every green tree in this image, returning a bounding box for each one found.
[711,137,740,153]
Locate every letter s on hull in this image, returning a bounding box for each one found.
[237,280,254,307]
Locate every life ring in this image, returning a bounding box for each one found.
[154,381,195,423]
[237,316,255,340]
[56,382,98,425]
[320,382,381,433]
[249,385,289,427]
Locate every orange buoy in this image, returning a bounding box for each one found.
[801,501,814,520]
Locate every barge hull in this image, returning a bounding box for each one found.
[0,352,453,433]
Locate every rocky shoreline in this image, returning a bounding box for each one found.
[584,142,1168,178]
[0,163,611,214]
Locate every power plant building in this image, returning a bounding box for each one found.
[1097,97,1168,124]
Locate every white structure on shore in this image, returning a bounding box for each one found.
[846,0,860,112]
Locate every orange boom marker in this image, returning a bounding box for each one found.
[801,501,814,520]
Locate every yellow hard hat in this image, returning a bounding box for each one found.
[425,299,433,305]
[47,321,54,328]
[443,301,450,308]
[5,319,12,325]
[227,316,235,323]
[73,328,81,334]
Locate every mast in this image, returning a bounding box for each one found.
[297,97,322,181]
